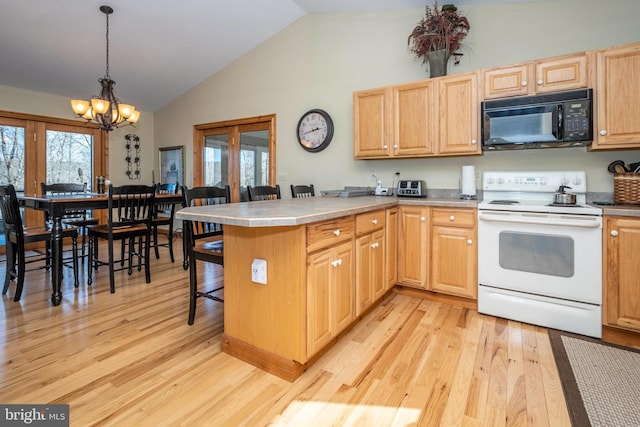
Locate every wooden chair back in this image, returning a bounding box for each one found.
[290,184,315,198]
[107,184,156,230]
[247,184,281,201]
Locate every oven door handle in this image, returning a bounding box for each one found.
[478,212,601,228]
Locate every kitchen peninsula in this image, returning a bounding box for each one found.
[176,195,477,380]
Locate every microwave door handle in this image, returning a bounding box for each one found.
[556,105,563,141]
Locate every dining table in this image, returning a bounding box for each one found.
[18,192,183,305]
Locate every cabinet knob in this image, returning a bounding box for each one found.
[467,239,473,245]
[521,81,528,87]
[471,139,477,145]
[600,130,607,136]
[370,242,379,249]
[611,230,619,237]
[449,215,455,221]
[537,79,543,85]
[372,219,378,225]
[420,216,426,222]
[331,259,342,267]
[393,144,399,149]
[383,144,389,149]
[333,229,340,236]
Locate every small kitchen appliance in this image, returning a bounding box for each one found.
[396,180,427,198]
[481,89,593,150]
[477,170,602,338]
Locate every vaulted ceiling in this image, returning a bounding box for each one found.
[0,0,532,112]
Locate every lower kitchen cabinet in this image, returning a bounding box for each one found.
[430,208,477,299]
[355,228,385,316]
[307,240,354,357]
[604,216,640,331]
[355,209,386,316]
[397,206,477,300]
[397,206,429,288]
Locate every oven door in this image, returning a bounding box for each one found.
[478,210,602,304]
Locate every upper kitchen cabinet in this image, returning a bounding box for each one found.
[353,86,392,158]
[438,71,481,156]
[483,53,589,99]
[353,71,480,159]
[353,80,436,158]
[590,42,640,150]
[391,80,437,157]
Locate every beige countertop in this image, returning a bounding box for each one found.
[175,196,477,227]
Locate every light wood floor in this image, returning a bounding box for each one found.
[0,241,570,426]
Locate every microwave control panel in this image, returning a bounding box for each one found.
[563,100,592,141]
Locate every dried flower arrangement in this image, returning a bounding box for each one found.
[407,2,471,72]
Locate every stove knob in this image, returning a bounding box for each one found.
[497,177,504,185]
[561,177,570,186]
[487,177,495,185]
[573,175,583,185]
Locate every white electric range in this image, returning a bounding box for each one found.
[477,171,603,338]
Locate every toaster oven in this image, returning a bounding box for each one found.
[396,180,427,198]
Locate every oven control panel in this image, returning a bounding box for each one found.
[482,171,587,193]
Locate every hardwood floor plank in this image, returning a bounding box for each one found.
[0,242,571,426]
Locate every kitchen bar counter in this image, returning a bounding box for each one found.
[176,195,477,381]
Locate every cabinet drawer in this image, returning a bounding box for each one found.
[307,216,354,252]
[431,208,475,227]
[355,209,386,235]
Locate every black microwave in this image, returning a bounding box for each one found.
[481,89,593,150]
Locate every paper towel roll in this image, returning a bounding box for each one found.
[461,165,476,199]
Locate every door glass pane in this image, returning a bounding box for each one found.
[0,124,26,191]
[239,130,269,201]
[0,124,26,247]
[46,130,93,190]
[204,134,229,188]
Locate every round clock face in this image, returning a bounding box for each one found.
[296,109,334,152]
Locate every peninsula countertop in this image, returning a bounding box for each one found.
[175,195,478,227]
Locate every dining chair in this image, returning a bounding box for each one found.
[40,182,99,262]
[181,185,230,325]
[247,184,281,201]
[0,184,79,301]
[290,184,315,198]
[86,184,156,293]
[151,183,178,262]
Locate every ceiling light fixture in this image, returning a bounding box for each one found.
[70,5,139,132]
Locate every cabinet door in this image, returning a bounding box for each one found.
[371,228,386,301]
[353,87,392,158]
[307,249,334,355]
[535,53,588,94]
[397,206,429,288]
[430,225,477,299]
[385,207,398,290]
[604,217,640,330]
[483,64,531,99]
[355,233,373,316]
[592,43,640,149]
[333,241,354,334]
[438,71,481,156]
[392,80,437,156]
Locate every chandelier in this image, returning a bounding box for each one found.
[70,5,139,132]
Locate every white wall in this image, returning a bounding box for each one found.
[155,0,640,195]
[0,84,155,186]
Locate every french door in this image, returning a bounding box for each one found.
[194,115,275,202]
[0,111,105,252]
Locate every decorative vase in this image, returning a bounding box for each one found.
[426,49,451,78]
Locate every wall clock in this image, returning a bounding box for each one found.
[296,109,334,152]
